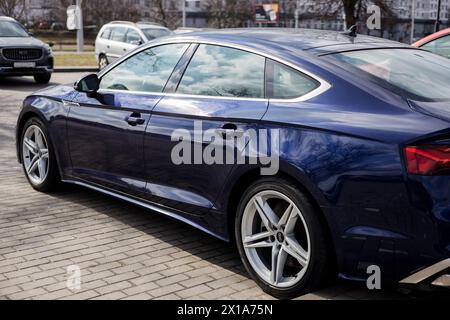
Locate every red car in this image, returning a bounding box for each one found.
[413,28,450,58]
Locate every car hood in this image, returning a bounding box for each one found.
[0,36,45,47]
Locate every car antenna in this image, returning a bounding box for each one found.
[341,25,358,38]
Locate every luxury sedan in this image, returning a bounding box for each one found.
[16,29,450,298]
[0,16,53,83]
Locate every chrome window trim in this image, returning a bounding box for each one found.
[97,38,332,103]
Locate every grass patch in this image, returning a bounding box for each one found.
[54,53,97,67]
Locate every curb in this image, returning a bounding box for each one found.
[54,67,98,73]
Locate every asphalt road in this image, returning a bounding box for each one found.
[0,73,414,300]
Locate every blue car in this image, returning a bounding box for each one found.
[15,29,450,298]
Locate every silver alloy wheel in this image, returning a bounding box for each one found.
[22,125,49,185]
[241,190,311,288]
[99,56,108,69]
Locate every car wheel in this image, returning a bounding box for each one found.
[99,55,109,69]
[235,177,333,299]
[34,73,51,84]
[21,117,60,192]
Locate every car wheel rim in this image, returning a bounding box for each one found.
[241,190,311,288]
[22,125,49,185]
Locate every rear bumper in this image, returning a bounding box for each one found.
[400,259,450,289]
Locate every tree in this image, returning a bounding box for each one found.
[319,0,396,29]
[147,0,179,29]
[205,0,253,28]
[0,0,26,20]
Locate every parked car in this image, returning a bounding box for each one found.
[95,21,173,69]
[16,29,450,298]
[0,16,53,83]
[412,28,450,59]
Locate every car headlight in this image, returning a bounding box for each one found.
[43,45,52,56]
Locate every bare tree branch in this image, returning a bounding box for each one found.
[0,0,26,20]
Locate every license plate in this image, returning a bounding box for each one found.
[14,62,36,68]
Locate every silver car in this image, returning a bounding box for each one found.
[95,21,172,69]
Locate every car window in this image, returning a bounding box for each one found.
[100,28,111,39]
[266,60,320,99]
[330,48,450,102]
[141,28,172,40]
[421,34,450,59]
[126,29,141,44]
[110,27,127,42]
[177,45,265,98]
[100,43,189,93]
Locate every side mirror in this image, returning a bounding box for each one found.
[28,31,34,36]
[74,74,100,94]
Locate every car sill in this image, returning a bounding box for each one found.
[62,179,228,242]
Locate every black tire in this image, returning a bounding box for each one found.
[235,177,334,299]
[20,117,60,192]
[34,73,51,84]
[98,54,109,69]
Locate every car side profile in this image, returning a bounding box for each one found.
[95,21,173,69]
[16,29,450,298]
[412,27,450,59]
[0,16,53,83]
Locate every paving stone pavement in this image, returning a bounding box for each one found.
[0,74,409,300]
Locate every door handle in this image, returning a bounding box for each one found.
[126,113,145,126]
[215,123,244,138]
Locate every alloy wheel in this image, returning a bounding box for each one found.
[241,190,311,288]
[22,125,49,185]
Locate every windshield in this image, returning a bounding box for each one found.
[0,21,29,37]
[141,28,172,41]
[329,48,450,102]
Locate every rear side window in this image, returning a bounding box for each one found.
[126,29,141,44]
[421,35,450,59]
[100,43,189,93]
[266,60,320,99]
[330,48,450,102]
[110,27,127,42]
[100,28,111,39]
[177,44,265,98]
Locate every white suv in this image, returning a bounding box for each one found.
[95,21,173,69]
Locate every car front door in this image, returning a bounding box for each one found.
[143,44,269,223]
[67,43,190,197]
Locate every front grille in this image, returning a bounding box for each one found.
[2,48,43,61]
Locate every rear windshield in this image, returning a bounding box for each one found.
[329,48,450,102]
[141,28,172,40]
[0,21,29,37]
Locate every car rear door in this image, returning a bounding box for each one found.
[66,43,190,198]
[143,44,269,220]
[107,26,127,61]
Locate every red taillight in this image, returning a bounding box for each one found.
[404,145,450,175]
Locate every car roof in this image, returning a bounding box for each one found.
[173,28,410,56]
[0,16,16,22]
[104,21,169,30]
[412,27,450,47]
